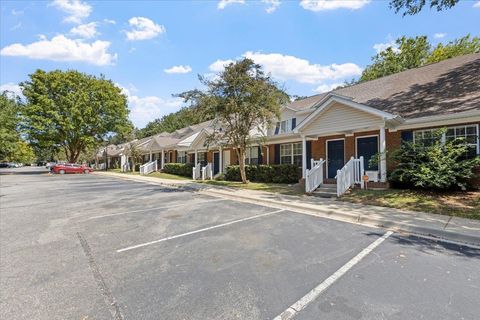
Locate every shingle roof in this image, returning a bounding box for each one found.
[289,53,480,119]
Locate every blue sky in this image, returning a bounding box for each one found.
[1,0,479,128]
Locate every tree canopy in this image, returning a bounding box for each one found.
[359,34,479,82]
[20,70,132,163]
[389,0,459,16]
[0,92,35,163]
[182,58,289,183]
[136,92,214,139]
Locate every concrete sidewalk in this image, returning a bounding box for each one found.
[94,171,480,247]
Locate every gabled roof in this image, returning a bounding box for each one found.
[288,53,480,119]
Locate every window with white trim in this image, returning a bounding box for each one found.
[276,118,296,134]
[177,151,187,164]
[197,152,206,166]
[414,125,479,158]
[280,142,302,166]
[245,147,259,165]
[446,125,479,158]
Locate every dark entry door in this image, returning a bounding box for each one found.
[327,140,344,179]
[213,152,220,175]
[357,136,379,170]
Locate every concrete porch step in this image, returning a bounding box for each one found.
[312,183,337,198]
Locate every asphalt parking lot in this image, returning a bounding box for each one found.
[1,167,479,320]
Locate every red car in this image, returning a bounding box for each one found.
[52,163,93,174]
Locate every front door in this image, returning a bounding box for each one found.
[357,136,379,170]
[327,140,345,179]
[213,152,220,175]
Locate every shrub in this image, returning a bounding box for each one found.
[389,136,480,190]
[225,164,301,183]
[163,163,194,177]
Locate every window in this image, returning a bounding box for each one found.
[446,125,479,158]
[280,142,302,166]
[197,152,206,166]
[414,125,479,158]
[414,129,438,146]
[245,147,259,165]
[276,118,295,134]
[177,151,187,164]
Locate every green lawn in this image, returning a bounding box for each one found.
[197,180,305,196]
[339,189,480,220]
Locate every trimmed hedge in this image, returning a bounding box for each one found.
[163,163,194,177]
[225,164,301,183]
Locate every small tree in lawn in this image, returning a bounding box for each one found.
[125,141,142,173]
[182,58,288,183]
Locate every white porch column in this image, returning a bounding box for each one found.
[161,149,165,169]
[379,126,387,182]
[266,145,270,164]
[301,135,307,179]
[194,149,198,165]
[219,146,223,174]
[149,150,152,161]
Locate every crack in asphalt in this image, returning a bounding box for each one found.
[77,232,125,320]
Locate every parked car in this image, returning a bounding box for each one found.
[51,163,93,174]
[0,162,19,168]
[0,162,9,168]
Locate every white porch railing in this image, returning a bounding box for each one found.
[336,156,364,197]
[192,162,201,180]
[305,158,325,193]
[140,160,157,175]
[202,163,213,180]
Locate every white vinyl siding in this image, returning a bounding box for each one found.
[302,102,384,136]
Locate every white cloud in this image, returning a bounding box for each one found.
[209,59,235,72]
[125,17,165,41]
[300,0,370,11]
[70,22,98,38]
[0,35,117,66]
[51,0,92,24]
[217,0,245,10]
[262,0,281,13]
[118,84,184,128]
[373,40,400,53]
[103,19,116,24]
[473,1,480,8]
[433,33,446,39]
[0,83,23,99]
[243,51,362,84]
[164,65,192,74]
[314,82,343,93]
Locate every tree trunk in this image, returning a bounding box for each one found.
[237,148,248,184]
[132,159,136,172]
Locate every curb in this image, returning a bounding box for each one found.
[93,172,480,248]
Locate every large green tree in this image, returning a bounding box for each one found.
[390,0,459,16]
[182,58,289,183]
[21,70,131,163]
[359,34,479,82]
[0,92,21,161]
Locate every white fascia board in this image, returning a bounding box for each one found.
[395,110,480,130]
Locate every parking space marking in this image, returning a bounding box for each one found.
[273,230,393,320]
[86,199,226,220]
[116,209,285,253]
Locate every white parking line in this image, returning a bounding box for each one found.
[87,199,226,220]
[116,209,285,253]
[273,230,393,320]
